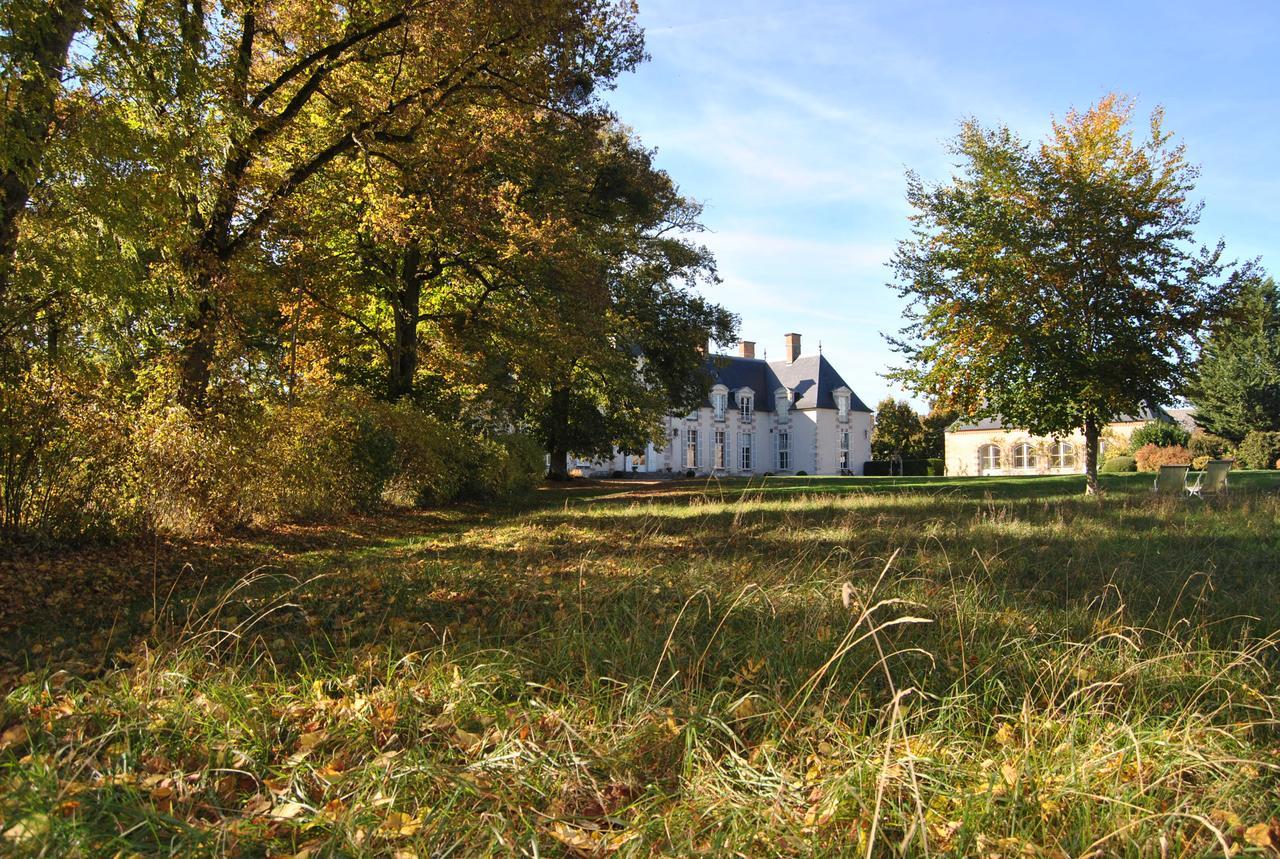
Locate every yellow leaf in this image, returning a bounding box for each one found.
[0,723,29,751]
[729,695,758,720]
[1000,762,1019,788]
[299,730,328,752]
[1244,823,1275,849]
[994,722,1016,747]
[270,801,308,820]
[3,815,48,845]
[453,728,483,754]
[379,811,422,838]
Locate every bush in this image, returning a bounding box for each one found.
[1127,421,1190,452]
[862,461,891,476]
[1100,455,1137,473]
[927,458,945,476]
[1134,443,1191,472]
[1236,431,1280,470]
[795,470,808,476]
[1187,431,1232,459]
[1191,455,1211,471]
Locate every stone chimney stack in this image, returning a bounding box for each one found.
[784,332,802,363]
[739,340,756,359]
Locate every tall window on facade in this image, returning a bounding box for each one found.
[712,391,726,421]
[1050,441,1077,469]
[740,432,753,470]
[1012,443,1036,469]
[839,431,850,471]
[979,444,1001,471]
[775,389,790,422]
[714,429,726,469]
[686,429,699,469]
[836,392,850,422]
[739,394,753,422]
[777,430,791,471]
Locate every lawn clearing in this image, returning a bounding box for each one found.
[3,475,1280,856]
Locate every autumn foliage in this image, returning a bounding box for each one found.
[1133,443,1192,472]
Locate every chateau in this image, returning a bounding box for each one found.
[570,333,874,476]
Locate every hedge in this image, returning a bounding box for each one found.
[1100,455,1137,473]
[863,459,944,476]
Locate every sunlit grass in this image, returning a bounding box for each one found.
[3,475,1280,855]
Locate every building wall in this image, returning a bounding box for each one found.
[944,421,1147,476]
[569,405,874,477]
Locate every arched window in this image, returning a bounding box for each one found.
[979,444,1001,472]
[1050,441,1077,469]
[1012,443,1036,469]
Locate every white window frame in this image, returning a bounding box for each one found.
[686,429,699,469]
[1050,441,1077,469]
[740,431,753,470]
[839,430,850,471]
[980,444,1001,472]
[711,386,728,421]
[714,428,726,469]
[777,430,791,471]
[1012,443,1036,470]
[739,392,754,422]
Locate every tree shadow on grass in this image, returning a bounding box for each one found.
[4,480,1278,698]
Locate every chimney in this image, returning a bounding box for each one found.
[784,332,802,363]
[739,340,756,359]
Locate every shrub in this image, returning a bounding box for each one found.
[1134,443,1191,472]
[862,461,891,476]
[1099,455,1137,473]
[1236,431,1280,470]
[927,458,945,476]
[1127,421,1190,452]
[1187,431,1232,459]
[1191,455,1211,471]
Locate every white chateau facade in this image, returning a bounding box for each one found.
[570,333,874,477]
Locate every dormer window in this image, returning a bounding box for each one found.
[738,390,754,422]
[834,387,852,422]
[775,387,790,423]
[711,386,728,421]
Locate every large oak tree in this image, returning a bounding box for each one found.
[888,95,1240,494]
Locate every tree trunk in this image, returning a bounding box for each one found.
[545,385,572,480]
[0,0,87,299]
[1083,415,1100,496]
[547,447,569,481]
[177,287,218,411]
[388,243,423,400]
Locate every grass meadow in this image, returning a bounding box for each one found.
[3,472,1280,856]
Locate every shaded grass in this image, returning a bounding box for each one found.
[3,475,1280,856]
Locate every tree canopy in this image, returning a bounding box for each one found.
[870,398,923,461]
[1189,275,1280,441]
[0,0,736,536]
[888,94,1242,493]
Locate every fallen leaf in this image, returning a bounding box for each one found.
[379,811,422,838]
[1244,822,1278,849]
[298,730,328,752]
[0,723,29,751]
[3,814,48,845]
[270,801,307,820]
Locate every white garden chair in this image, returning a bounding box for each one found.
[1186,459,1232,498]
[1151,464,1190,496]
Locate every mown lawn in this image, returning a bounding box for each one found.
[3,473,1280,856]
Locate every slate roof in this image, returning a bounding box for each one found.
[951,404,1174,432]
[703,353,871,413]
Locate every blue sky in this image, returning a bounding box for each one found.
[605,0,1280,409]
